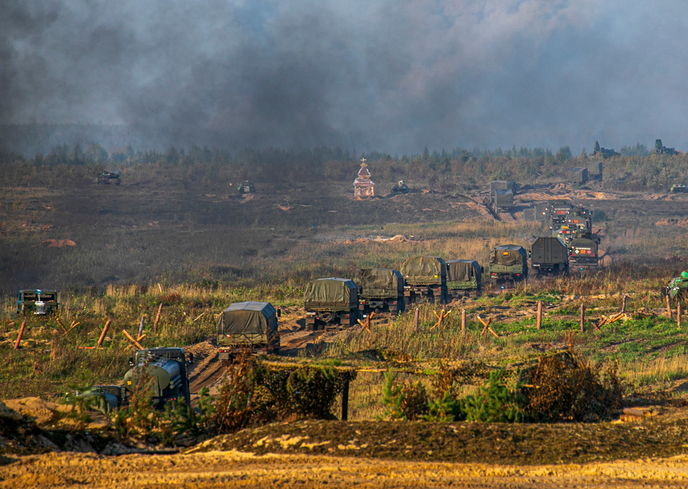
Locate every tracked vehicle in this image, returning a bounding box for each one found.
[399,256,447,304]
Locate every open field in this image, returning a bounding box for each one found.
[5,166,688,485]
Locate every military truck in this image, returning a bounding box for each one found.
[531,237,568,275]
[357,268,405,315]
[399,256,447,304]
[304,278,359,330]
[568,237,599,268]
[124,347,193,409]
[216,301,280,363]
[97,170,121,185]
[445,259,481,298]
[549,201,574,227]
[17,289,59,315]
[391,181,409,194]
[488,245,528,283]
[237,180,256,193]
[489,181,517,195]
[492,189,514,212]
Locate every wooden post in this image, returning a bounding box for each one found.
[153,303,163,333]
[14,321,27,350]
[622,295,627,314]
[341,378,350,421]
[667,294,673,319]
[97,319,112,347]
[461,309,466,336]
[56,318,68,335]
[414,308,419,333]
[678,302,682,329]
[122,329,144,350]
[536,301,542,331]
[580,303,585,333]
[138,315,145,339]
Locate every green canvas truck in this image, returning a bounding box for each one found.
[488,245,528,283]
[304,278,359,330]
[399,256,447,304]
[216,301,280,363]
[357,268,405,315]
[531,237,569,275]
[445,259,482,298]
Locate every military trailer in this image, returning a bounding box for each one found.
[399,256,447,304]
[492,189,514,212]
[568,237,599,268]
[97,170,121,185]
[568,167,588,185]
[17,289,59,315]
[304,278,359,330]
[124,347,193,409]
[531,237,569,275]
[586,161,603,180]
[445,259,482,298]
[216,301,280,363]
[357,268,405,315]
[488,245,528,283]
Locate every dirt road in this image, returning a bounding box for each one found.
[3,450,688,488]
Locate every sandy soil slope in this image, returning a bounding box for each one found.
[3,450,688,488]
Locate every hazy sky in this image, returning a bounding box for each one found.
[2,0,688,153]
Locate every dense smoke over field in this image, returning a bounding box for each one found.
[2,0,688,153]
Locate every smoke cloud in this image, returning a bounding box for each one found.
[2,0,687,153]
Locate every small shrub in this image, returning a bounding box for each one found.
[459,370,527,423]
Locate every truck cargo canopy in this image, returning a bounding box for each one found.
[216,301,276,335]
[446,259,481,282]
[357,269,404,297]
[489,245,526,266]
[304,278,358,309]
[400,256,446,285]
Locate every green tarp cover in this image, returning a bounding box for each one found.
[216,301,277,335]
[446,260,481,282]
[489,245,526,266]
[400,256,446,285]
[304,278,358,310]
[357,268,403,299]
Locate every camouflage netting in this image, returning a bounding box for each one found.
[522,351,622,422]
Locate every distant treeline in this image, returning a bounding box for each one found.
[0,125,686,191]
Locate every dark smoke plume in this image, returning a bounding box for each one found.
[2,1,688,153]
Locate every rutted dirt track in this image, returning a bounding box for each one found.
[3,451,688,488]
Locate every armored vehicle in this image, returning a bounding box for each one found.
[357,268,405,315]
[568,237,599,268]
[492,189,514,212]
[304,278,359,330]
[531,237,568,275]
[666,272,688,304]
[671,184,688,193]
[399,256,447,304]
[124,347,193,409]
[445,259,482,298]
[17,289,59,315]
[216,301,280,363]
[391,181,409,194]
[654,139,679,156]
[237,180,256,193]
[97,170,121,185]
[593,141,620,159]
[488,245,528,283]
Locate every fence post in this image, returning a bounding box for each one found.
[153,303,163,334]
[580,304,585,333]
[341,377,350,421]
[667,295,673,319]
[461,309,466,336]
[14,321,27,350]
[138,315,145,339]
[414,308,419,333]
[622,295,627,314]
[678,302,682,329]
[536,301,542,331]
